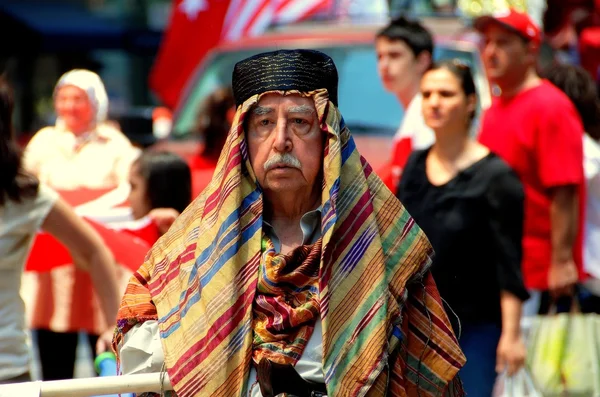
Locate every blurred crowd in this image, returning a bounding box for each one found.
[0,2,599,396]
[377,9,599,395]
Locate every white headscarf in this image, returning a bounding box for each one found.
[54,69,109,124]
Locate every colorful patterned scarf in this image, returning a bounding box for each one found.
[113,89,466,396]
[252,235,321,365]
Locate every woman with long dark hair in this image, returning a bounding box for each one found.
[0,76,120,383]
[398,60,529,395]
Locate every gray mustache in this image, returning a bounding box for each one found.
[264,153,302,171]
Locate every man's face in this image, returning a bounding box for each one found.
[482,24,532,85]
[376,37,423,95]
[246,94,323,196]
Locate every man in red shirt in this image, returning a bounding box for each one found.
[476,9,585,306]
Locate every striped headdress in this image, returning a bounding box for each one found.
[114,84,465,396]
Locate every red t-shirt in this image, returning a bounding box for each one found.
[478,80,585,290]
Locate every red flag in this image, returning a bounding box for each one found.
[25,188,157,273]
[150,0,333,108]
[150,0,232,108]
[25,218,155,273]
[120,217,162,247]
[26,233,71,272]
[57,187,115,207]
[273,0,333,25]
[221,0,332,41]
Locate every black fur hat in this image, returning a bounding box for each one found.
[232,49,339,107]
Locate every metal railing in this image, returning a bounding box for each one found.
[0,373,172,397]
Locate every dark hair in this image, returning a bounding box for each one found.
[0,76,38,206]
[376,16,434,59]
[544,63,600,140]
[427,59,478,121]
[196,86,235,159]
[135,151,192,214]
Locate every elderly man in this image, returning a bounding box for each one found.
[113,50,465,397]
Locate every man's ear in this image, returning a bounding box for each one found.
[416,51,432,75]
[526,40,540,65]
[467,93,477,116]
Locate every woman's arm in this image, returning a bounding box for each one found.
[497,292,526,375]
[487,167,529,375]
[41,197,121,351]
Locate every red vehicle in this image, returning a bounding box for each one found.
[152,18,490,196]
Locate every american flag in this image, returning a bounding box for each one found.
[222,0,334,41]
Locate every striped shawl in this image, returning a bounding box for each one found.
[113,89,466,396]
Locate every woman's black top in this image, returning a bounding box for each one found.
[398,149,529,330]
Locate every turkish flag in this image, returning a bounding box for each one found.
[57,188,113,206]
[25,188,158,273]
[25,219,156,273]
[150,0,231,108]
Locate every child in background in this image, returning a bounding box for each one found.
[126,151,192,244]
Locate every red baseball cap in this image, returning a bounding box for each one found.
[474,8,541,45]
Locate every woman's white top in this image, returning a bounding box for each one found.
[0,185,58,380]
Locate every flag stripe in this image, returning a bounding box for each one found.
[222,0,268,41]
[223,0,332,41]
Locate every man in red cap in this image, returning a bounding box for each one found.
[476,9,585,315]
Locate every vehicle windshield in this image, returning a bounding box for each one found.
[172,42,484,139]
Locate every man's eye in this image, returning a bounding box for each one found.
[293,118,307,124]
[259,119,270,126]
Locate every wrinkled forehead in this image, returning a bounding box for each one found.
[239,90,329,122]
[249,93,318,116]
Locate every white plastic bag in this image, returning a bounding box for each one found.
[495,368,542,397]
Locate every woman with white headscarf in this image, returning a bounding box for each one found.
[22,69,139,380]
[24,69,138,189]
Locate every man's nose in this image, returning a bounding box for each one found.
[273,119,292,152]
[483,42,497,59]
[378,57,389,71]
